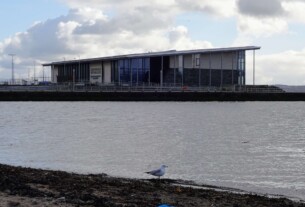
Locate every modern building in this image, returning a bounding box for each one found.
[43,46,260,87]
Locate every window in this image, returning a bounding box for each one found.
[196,57,200,66]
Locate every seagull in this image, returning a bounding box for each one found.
[145,164,168,179]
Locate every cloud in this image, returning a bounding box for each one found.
[1,0,305,85]
[169,26,212,49]
[237,15,288,37]
[0,4,214,80]
[282,1,305,24]
[175,0,236,18]
[252,49,305,85]
[235,0,305,38]
[237,0,284,17]
[62,0,236,18]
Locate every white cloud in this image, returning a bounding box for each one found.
[282,1,305,24]
[237,15,288,38]
[0,4,214,80]
[1,0,305,85]
[169,26,212,49]
[175,0,236,18]
[251,49,305,85]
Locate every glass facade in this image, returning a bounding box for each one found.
[237,51,246,85]
[119,58,150,84]
[119,59,130,83]
[57,63,89,83]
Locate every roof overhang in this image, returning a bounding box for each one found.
[42,46,261,66]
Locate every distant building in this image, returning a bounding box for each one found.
[43,46,260,87]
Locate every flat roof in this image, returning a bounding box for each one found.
[43,46,260,66]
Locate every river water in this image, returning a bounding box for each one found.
[0,102,305,200]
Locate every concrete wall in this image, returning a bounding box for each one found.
[2,91,303,102]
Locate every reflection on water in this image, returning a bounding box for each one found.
[0,102,305,199]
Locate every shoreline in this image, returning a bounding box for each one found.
[1,164,304,207]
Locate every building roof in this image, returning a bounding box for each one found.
[42,46,260,66]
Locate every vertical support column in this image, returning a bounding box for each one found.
[199,54,201,88]
[51,65,54,83]
[174,56,176,86]
[253,50,255,85]
[137,59,139,86]
[231,52,234,85]
[178,55,183,87]
[78,56,80,83]
[141,58,144,85]
[221,52,223,88]
[181,56,184,87]
[102,61,104,84]
[209,52,212,87]
[129,58,132,86]
[160,56,164,87]
[73,68,75,91]
[237,51,240,87]
[148,58,151,85]
[244,51,246,85]
[42,66,45,82]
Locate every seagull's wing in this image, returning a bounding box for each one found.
[146,168,162,176]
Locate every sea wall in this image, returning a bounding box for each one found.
[1,91,305,101]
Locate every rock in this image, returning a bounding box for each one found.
[57,197,66,202]
[7,201,20,207]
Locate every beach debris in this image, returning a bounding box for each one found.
[175,186,182,193]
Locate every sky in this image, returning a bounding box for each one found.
[1,0,305,85]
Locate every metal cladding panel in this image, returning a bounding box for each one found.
[178,55,183,69]
[200,54,210,69]
[200,52,238,70]
[183,55,193,69]
[210,53,222,69]
[90,63,102,69]
[52,66,58,83]
[222,52,235,70]
[169,56,179,69]
[104,62,111,83]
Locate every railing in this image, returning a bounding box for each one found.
[0,83,285,93]
[0,77,52,86]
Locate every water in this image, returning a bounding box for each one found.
[1,102,305,200]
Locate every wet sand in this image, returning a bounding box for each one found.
[0,164,304,207]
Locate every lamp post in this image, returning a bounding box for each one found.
[33,61,36,83]
[8,54,16,85]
